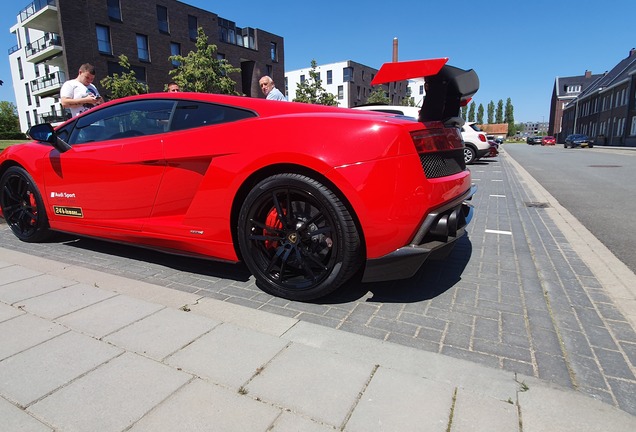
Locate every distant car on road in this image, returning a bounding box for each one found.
[564,134,593,148]
[527,136,543,145]
[541,136,556,146]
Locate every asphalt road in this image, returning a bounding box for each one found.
[504,143,636,275]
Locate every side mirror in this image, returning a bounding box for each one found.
[27,123,72,153]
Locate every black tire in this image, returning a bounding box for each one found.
[463,146,476,164]
[0,166,51,242]
[237,173,362,301]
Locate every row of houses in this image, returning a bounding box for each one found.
[549,48,636,147]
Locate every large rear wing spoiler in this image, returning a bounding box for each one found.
[371,58,479,127]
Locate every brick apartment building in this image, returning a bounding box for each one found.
[8,0,284,131]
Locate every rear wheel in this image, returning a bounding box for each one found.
[463,146,476,164]
[0,166,51,242]
[237,174,362,301]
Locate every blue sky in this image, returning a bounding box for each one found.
[1,0,633,123]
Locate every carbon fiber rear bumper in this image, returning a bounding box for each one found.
[361,184,476,283]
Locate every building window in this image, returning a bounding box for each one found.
[343,67,353,82]
[170,42,180,67]
[25,83,31,105]
[218,18,236,44]
[270,42,277,61]
[327,70,332,85]
[338,85,343,100]
[157,5,169,34]
[188,15,198,40]
[96,25,112,54]
[26,111,31,128]
[419,85,424,95]
[266,64,273,77]
[136,34,150,61]
[630,117,636,136]
[17,57,24,80]
[107,0,121,21]
[300,74,305,84]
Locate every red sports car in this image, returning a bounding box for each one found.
[541,136,556,146]
[0,58,478,301]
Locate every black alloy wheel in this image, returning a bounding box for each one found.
[238,173,362,301]
[0,166,51,242]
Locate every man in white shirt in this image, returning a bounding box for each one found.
[60,63,103,117]
[259,76,287,101]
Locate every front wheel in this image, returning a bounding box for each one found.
[237,174,362,301]
[0,166,51,242]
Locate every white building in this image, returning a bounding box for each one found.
[285,60,409,108]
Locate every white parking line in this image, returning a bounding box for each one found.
[491,179,504,182]
[485,229,512,235]
[490,194,506,198]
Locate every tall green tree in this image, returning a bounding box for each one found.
[477,103,484,124]
[0,101,20,132]
[495,99,504,123]
[293,60,338,106]
[169,27,240,94]
[468,101,476,122]
[99,55,148,100]
[461,104,468,120]
[366,86,390,105]
[487,101,495,124]
[504,98,515,136]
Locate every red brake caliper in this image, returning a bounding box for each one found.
[264,207,284,249]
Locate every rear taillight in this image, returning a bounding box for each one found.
[411,128,463,152]
[478,133,487,142]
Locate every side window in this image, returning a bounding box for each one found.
[69,100,175,145]
[170,101,256,132]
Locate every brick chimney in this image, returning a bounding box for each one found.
[585,70,592,78]
[392,38,398,62]
[630,48,636,57]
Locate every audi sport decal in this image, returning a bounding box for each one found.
[51,192,77,199]
[54,206,84,218]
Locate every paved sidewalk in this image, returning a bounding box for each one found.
[1,248,635,431]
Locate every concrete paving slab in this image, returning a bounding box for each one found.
[57,294,164,338]
[50,265,203,309]
[0,260,12,269]
[17,283,117,319]
[345,366,454,432]
[190,296,298,336]
[0,249,71,275]
[247,343,374,428]
[518,378,636,431]
[166,322,289,389]
[0,314,67,361]
[451,388,519,432]
[283,321,518,401]
[104,307,219,361]
[27,352,191,432]
[0,396,52,432]
[0,274,76,304]
[0,301,23,322]
[129,378,280,432]
[270,411,336,432]
[0,331,122,407]
[0,265,42,286]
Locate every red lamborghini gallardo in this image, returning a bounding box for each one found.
[0,58,478,300]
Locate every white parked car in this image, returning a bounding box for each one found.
[460,122,490,164]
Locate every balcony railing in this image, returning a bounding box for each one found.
[19,0,56,23]
[39,112,69,124]
[8,44,20,55]
[25,32,62,60]
[30,70,65,95]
